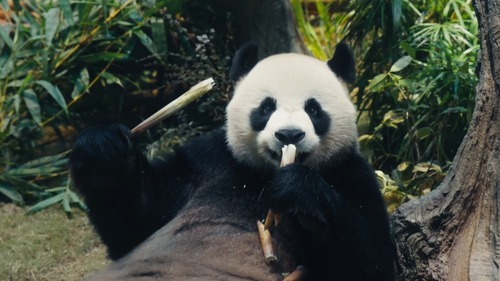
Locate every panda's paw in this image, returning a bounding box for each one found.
[266,164,336,224]
[70,124,135,179]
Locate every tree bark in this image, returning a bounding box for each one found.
[220,0,308,58]
[391,0,500,280]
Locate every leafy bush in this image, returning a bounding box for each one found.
[0,0,235,213]
[0,0,163,212]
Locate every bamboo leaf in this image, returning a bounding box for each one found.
[35,80,68,115]
[390,56,412,72]
[151,17,167,63]
[133,29,161,61]
[71,68,89,99]
[79,52,127,63]
[0,25,13,50]
[400,41,415,58]
[0,182,24,204]
[416,127,432,140]
[23,89,42,125]
[68,190,87,211]
[367,73,388,92]
[7,152,68,177]
[14,152,68,169]
[62,195,71,214]
[27,193,65,214]
[59,0,74,25]
[1,175,43,191]
[44,8,60,45]
[7,167,65,177]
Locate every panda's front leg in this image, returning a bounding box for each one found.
[70,124,153,259]
[265,164,345,279]
[266,164,338,232]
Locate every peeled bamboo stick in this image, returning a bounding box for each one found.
[258,144,297,264]
[264,144,296,229]
[257,220,278,263]
[131,78,215,137]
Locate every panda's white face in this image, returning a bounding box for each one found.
[226,53,358,170]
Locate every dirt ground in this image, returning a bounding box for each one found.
[0,203,108,281]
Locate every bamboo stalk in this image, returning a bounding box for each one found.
[257,220,278,263]
[258,144,297,264]
[131,78,215,137]
[264,144,296,229]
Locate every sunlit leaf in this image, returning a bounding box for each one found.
[71,68,90,99]
[367,73,388,92]
[397,161,411,171]
[382,110,406,128]
[101,72,124,87]
[390,56,412,72]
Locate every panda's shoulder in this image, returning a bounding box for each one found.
[176,127,235,166]
[323,146,383,196]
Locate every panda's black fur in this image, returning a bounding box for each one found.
[70,43,395,280]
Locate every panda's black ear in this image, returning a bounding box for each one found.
[229,42,259,82]
[327,43,355,84]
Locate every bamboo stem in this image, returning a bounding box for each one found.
[257,220,278,263]
[258,144,297,264]
[131,78,215,137]
[264,144,296,229]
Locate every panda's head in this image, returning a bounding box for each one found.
[226,43,358,170]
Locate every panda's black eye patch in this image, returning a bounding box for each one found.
[305,98,330,135]
[305,100,320,116]
[250,97,276,131]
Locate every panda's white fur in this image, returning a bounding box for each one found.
[226,53,358,169]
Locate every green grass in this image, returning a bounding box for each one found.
[0,203,108,281]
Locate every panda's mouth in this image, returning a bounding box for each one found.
[267,148,309,164]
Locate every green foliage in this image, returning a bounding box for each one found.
[359,0,478,208]
[291,0,353,60]
[0,0,235,212]
[295,0,478,211]
[0,0,162,211]
[292,0,352,60]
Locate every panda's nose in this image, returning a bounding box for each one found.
[275,129,305,145]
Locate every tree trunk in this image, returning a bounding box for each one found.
[390,0,500,280]
[220,0,308,58]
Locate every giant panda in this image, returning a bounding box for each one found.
[70,43,395,281]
